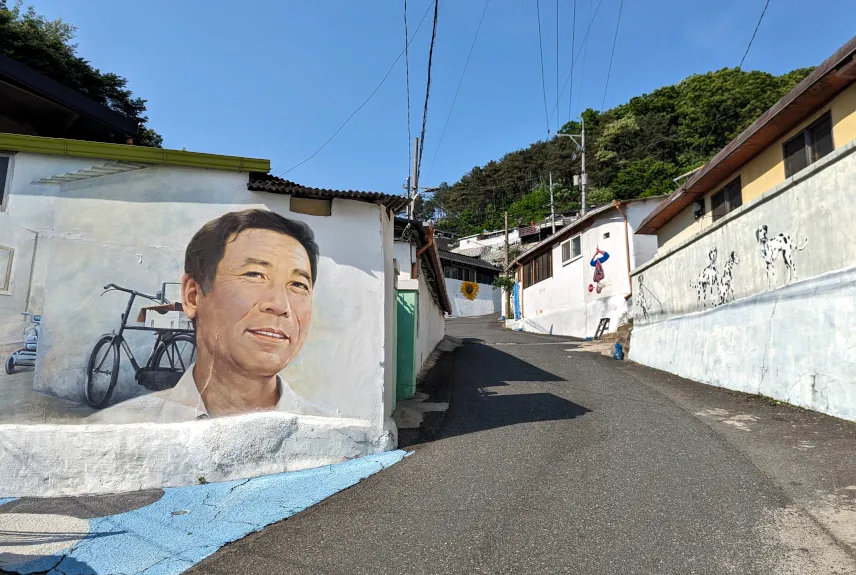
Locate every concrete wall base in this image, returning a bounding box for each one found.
[629,265,856,423]
[0,413,397,496]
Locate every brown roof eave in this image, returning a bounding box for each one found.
[637,34,856,235]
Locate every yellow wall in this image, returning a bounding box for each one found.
[658,81,856,252]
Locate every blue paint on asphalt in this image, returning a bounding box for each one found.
[3,450,408,575]
[0,497,16,507]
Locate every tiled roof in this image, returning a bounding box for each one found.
[438,249,503,271]
[248,173,409,211]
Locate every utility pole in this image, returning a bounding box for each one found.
[556,116,587,216]
[504,210,511,319]
[580,116,587,215]
[549,172,556,234]
[409,136,419,220]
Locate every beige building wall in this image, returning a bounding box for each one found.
[658,81,856,252]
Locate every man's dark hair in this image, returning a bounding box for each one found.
[185,209,319,294]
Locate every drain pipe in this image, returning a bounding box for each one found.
[612,200,633,299]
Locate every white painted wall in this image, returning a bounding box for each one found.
[517,199,661,338]
[630,140,856,422]
[393,240,446,374]
[0,152,402,493]
[458,229,520,250]
[0,154,391,422]
[446,277,501,317]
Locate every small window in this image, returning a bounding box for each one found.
[784,112,834,178]
[571,235,582,259]
[0,246,13,291]
[561,241,571,263]
[0,155,11,209]
[290,197,332,216]
[523,251,552,288]
[603,232,610,239]
[711,177,742,222]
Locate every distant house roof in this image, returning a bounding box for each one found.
[394,218,452,314]
[248,173,410,212]
[438,249,503,272]
[0,54,138,143]
[0,132,270,172]
[637,34,856,235]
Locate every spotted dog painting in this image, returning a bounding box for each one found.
[755,225,808,288]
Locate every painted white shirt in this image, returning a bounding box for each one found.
[87,364,329,424]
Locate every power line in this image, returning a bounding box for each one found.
[279,0,435,176]
[404,0,412,175]
[417,0,440,177]
[535,0,551,134]
[545,0,606,132]
[426,0,491,181]
[600,0,624,111]
[567,0,576,124]
[574,0,593,119]
[740,0,770,69]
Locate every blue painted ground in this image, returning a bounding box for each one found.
[1,450,408,575]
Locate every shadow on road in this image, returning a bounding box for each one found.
[438,340,591,440]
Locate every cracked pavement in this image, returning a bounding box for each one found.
[190,315,856,575]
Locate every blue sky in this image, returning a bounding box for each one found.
[30,0,856,194]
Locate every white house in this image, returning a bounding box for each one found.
[506,198,661,338]
[439,249,503,317]
[0,132,427,495]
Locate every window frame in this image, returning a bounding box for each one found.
[710,177,742,222]
[523,250,552,288]
[0,245,14,295]
[561,234,583,266]
[0,153,14,212]
[783,111,834,179]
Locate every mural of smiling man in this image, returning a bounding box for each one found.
[91,209,327,423]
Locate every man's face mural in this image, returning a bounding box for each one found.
[183,228,314,381]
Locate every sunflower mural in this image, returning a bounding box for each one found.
[460,281,480,301]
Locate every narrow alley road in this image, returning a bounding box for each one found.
[190,316,856,575]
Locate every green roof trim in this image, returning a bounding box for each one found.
[0,133,270,173]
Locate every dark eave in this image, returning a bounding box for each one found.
[437,249,503,272]
[637,34,856,235]
[0,54,138,140]
[394,218,453,314]
[249,172,410,212]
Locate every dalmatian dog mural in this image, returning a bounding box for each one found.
[718,251,739,305]
[690,247,719,307]
[755,225,808,288]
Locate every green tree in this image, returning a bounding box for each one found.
[0,1,162,146]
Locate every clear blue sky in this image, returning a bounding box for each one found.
[30,0,856,195]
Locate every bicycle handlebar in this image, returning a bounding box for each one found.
[103,283,159,301]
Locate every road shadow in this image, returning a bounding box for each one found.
[403,338,590,445]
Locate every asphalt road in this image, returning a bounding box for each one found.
[189,316,856,575]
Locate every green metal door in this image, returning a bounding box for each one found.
[396,289,418,400]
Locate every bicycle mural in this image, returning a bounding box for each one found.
[2,208,332,423]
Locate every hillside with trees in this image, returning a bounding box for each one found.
[419,67,812,236]
[0,1,162,146]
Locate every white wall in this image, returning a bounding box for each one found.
[1,153,392,423]
[520,214,631,338]
[393,240,446,374]
[630,139,856,422]
[446,277,501,317]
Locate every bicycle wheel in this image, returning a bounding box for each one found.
[85,334,120,408]
[152,333,196,372]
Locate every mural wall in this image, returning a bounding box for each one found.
[630,139,856,422]
[446,277,501,317]
[0,155,395,428]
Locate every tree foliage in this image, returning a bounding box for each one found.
[0,1,162,147]
[429,67,812,236]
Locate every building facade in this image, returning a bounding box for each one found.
[506,198,660,338]
[0,134,422,495]
[440,249,503,317]
[630,35,856,422]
